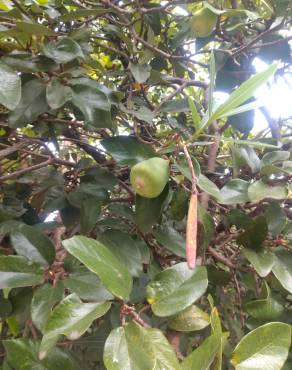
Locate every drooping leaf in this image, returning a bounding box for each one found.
[62,236,133,300]
[146,263,208,316]
[39,293,111,357]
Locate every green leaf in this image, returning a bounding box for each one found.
[272,248,292,293]
[245,286,284,321]
[39,293,111,357]
[129,63,151,83]
[99,230,143,277]
[59,8,109,21]
[237,217,268,251]
[260,150,290,167]
[194,63,278,138]
[242,248,274,277]
[265,202,287,236]
[248,180,288,202]
[208,52,216,116]
[101,136,156,166]
[80,199,101,235]
[9,78,49,128]
[10,224,55,266]
[220,179,249,204]
[64,270,113,301]
[198,174,221,200]
[0,256,44,289]
[153,225,185,257]
[146,263,208,317]
[168,305,210,332]
[62,236,133,300]
[31,282,64,332]
[181,334,222,370]
[212,63,278,120]
[46,79,72,109]
[71,83,111,128]
[4,338,77,370]
[0,62,21,110]
[43,38,84,64]
[231,322,291,370]
[103,322,180,370]
[16,21,56,36]
[135,185,169,233]
[188,97,200,129]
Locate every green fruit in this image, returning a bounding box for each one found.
[130,157,169,198]
[190,7,217,38]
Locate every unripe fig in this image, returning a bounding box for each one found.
[130,157,169,198]
[190,7,217,38]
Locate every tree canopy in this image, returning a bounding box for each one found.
[0,0,291,369]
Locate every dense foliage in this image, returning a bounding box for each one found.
[0,0,291,369]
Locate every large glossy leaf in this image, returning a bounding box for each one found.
[46,79,72,109]
[39,293,111,357]
[129,63,151,83]
[99,230,143,277]
[43,38,84,64]
[71,83,111,128]
[62,236,133,300]
[31,282,64,332]
[220,179,249,204]
[10,224,55,266]
[168,305,210,332]
[9,79,49,128]
[101,136,156,166]
[80,199,101,235]
[265,202,287,236]
[198,174,221,200]
[103,322,180,370]
[248,180,288,202]
[245,290,284,321]
[4,338,77,370]
[135,185,169,233]
[242,248,274,277]
[0,62,21,110]
[153,225,186,257]
[237,217,268,250]
[272,248,292,293]
[64,270,113,301]
[146,263,208,316]
[0,256,44,289]
[181,334,221,370]
[231,322,291,370]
